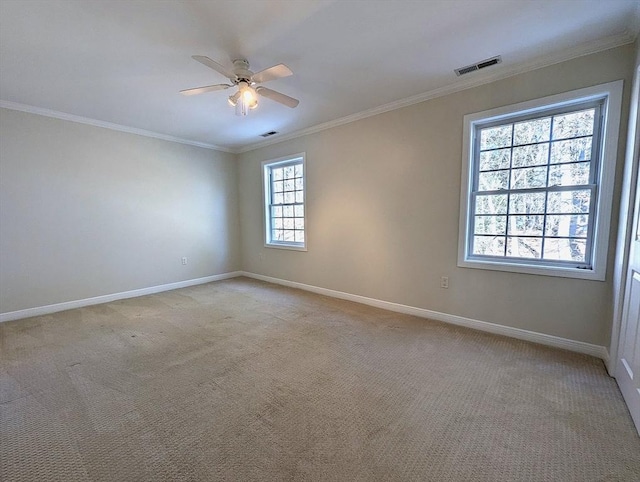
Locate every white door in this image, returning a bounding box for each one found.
[615,68,640,434]
[616,246,640,433]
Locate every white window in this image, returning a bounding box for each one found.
[263,153,306,250]
[458,81,623,280]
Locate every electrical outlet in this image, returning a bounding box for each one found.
[440,276,449,289]
[181,257,187,265]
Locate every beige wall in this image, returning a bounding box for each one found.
[0,109,240,313]
[238,44,636,346]
[1,44,635,347]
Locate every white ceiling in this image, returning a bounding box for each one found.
[1,0,639,152]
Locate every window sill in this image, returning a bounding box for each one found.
[264,243,307,252]
[457,258,605,281]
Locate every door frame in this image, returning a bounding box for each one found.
[610,65,640,376]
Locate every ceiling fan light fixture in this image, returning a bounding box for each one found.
[235,99,246,116]
[227,91,240,107]
[233,82,259,115]
[242,93,259,110]
[235,95,255,116]
[241,83,258,105]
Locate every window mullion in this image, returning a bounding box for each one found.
[268,168,274,242]
[540,116,555,261]
[504,123,515,257]
[469,128,480,256]
[583,103,603,266]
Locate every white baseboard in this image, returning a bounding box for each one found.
[240,271,608,361]
[2,270,608,361]
[0,271,243,323]
[604,350,614,376]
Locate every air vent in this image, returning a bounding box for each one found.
[455,55,502,76]
[456,65,478,76]
[260,131,278,138]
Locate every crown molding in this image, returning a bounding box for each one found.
[0,100,234,153]
[237,29,637,154]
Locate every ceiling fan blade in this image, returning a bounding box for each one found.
[192,55,235,80]
[251,64,293,84]
[256,87,299,108]
[180,84,232,96]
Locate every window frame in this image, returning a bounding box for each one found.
[458,81,623,280]
[262,153,307,251]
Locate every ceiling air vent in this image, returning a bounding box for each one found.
[455,55,502,76]
[260,131,278,138]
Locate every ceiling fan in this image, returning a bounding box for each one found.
[181,56,299,116]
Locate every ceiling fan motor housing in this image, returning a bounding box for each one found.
[232,59,253,84]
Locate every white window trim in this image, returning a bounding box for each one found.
[262,152,307,251]
[458,80,623,281]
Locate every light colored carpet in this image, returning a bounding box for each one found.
[1,277,639,481]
